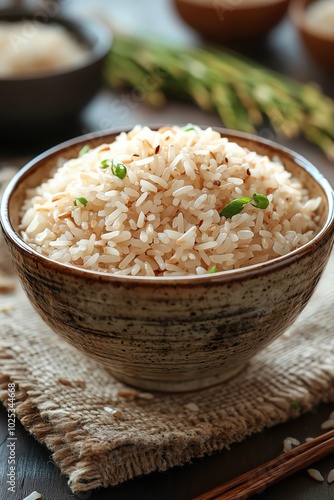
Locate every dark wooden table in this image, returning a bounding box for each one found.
[1,1,334,499]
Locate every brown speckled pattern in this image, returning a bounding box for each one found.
[2,128,334,391]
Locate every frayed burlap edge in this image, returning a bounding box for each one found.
[1,277,334,495]
[1,360,333,494]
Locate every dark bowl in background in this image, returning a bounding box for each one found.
[0,9,112,140]
[172,0,290,44]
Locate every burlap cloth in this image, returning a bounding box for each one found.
[1,168,334,495]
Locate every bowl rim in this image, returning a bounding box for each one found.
[1,126,334,285]
[174,0,290,11]
[0,9,112,82]
[290,0,334,41]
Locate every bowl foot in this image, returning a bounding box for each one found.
[108,363,247,393]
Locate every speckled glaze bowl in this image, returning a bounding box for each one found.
[1,128,334,392]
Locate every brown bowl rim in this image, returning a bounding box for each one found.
[174,0,290,12]
[1,126,334,285]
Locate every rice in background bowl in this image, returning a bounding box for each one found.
[2,126,334,392]
[0,9,112,139]
[19,125,321,277]
[0,21,89,78]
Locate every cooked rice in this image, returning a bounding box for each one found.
[19,125,321,277]
[0,21,88,78]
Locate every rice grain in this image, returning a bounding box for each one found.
[320,419,334,430]
[307,469,324,482]
[328,469,334,484]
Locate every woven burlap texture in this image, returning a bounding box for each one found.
[0,252,334,494]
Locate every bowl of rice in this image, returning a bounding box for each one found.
[0,8,112,139]
[1,125,334,392]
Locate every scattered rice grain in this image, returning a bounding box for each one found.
[283,436,300,452]
[320,419,334,430]
[138,392,154,400]
[307,469,324,482]
[184,402,200,412]
[103,406,123,418]
[328,469,334,484]
[23,492,42,500]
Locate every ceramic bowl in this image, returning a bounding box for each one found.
[1,128,334,392]
[291,0,334,72]
[172,0,290,44]
[0,8,112,138]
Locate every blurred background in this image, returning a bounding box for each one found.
[1,3,334,499]
[0,0,333,172]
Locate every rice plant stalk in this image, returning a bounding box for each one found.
[105,35,334,160]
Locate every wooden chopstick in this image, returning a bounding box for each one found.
[193,429,334,500]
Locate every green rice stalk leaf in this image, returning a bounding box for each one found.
[105,35,334,160]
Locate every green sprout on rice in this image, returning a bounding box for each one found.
[78,145,90,157]
[101,159,127,179]
[74,197,88,207]
[220,193,269,218]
